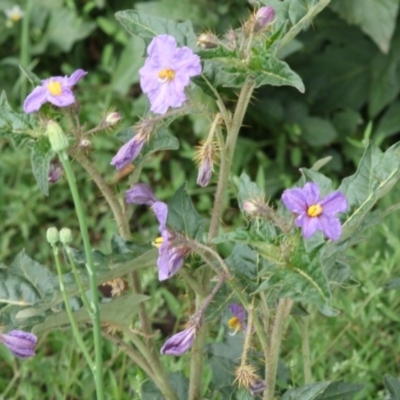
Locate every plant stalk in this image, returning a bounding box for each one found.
[59,151,105,400]
[298,316,313,384]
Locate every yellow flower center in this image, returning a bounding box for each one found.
[47,81,62,96]
[228,316,242,331]
[152,236,164,248]
[11,12,21,22]
[307,204,322,217]
[158,68,175,83]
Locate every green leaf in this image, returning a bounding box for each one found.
[138,129,180,163]
[330,0,399,53]
[29,136,55,196]
[299,117,337,147]
[385,277,400,291]
[229,55,305,93]
[32,293,148,334]
[384,374,400,399]
[282,381,364,400]
[142,372,189,400]
[338,142,400,240]
[225,243,259,283]
[115,10,197,48]
[167,184,205,238]
[0,91,33,145]
[375,101,400,143]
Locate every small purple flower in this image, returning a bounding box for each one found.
[255,6,275,31]
[250,379,266,397]
[139,34,202,115]
[23,69,87,113]
[126,184,188,280]
[228,303,247,334]
[48,162,62,184]
[160,325,196,356]
[281,182,348,241]
[197,157,213,187]
[0,330,37,359]
[126,183,157,206]
[111,134,146,170]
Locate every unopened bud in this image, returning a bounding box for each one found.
[46,227,59,245]
[46,120,69,153]
[59,228,72,245]
[197,33,219,49]
[105,112,122,126]
[255,6,275,31]
[242,200,258,213]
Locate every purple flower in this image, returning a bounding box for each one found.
[250,379,266,397]
[197,157,213,187]
[48,161,62,184]
[281,182,348,241]
[126,184,188,280]
[139,34,202,115]
[111,134,146,170]
[228,303,247,334]
[23,69,87,113]
[126,183,157,206]
[0,330,37,359]
[255,6,275,31]
[160,325,196,356]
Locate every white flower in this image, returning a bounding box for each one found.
[5,5,24,22]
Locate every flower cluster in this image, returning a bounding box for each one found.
[282,182,348,240]
[126,183,189,280]
[23,69,87,113]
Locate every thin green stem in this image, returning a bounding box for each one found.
[208,79,255,240]
[59,151,104,400]
[297,316,313,384]
[264,299,292,400]
[64,245,92,311]
[19,0,32,103]
[51,245,93,366]
[240,304,254,367]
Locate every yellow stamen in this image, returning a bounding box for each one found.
[47,81,62,96]
[152,236,164,248]
[307,204,322,217]
[158,68,175,83]
[11,13,21,22]
[228,316,242,331]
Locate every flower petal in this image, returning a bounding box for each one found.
[111,135,145,170]
[47,89,76,107]
[152,201,168,231]
[320,191,348,214]
[318,214,342,240]
[160,326,196,356]
[281,188,308,213]
[302,182,320,206]
[66,69,87,86]
[126,183,157,206]
[297,214,318,238]
[23,86,47,113]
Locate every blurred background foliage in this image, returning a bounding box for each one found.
[1,0,400,398]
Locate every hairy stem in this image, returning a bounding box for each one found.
[298,316,313,384]
[264,299,293,400]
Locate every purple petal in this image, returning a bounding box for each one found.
[320,191,348,214]
[152,201,168,231]
[297,214,319,238]
[318,215,342,240]
[160,326,196,356]
[1,330,37,359]
[47,89,76,107]
[157,241,170,281]
[66,69,87,86]
[110,135,145,170]
[197,159,212,187]
[147,34,177,63]
[126,183,157,206]
[281,188,308,214]
[23,86,47,113]
[303,183,320,206]
[166,247,185,278]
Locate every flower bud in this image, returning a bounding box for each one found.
[48,162,62,184]
[59,228,72,245]
[46,227,59,245]
[197,33,219,49]
[255,6,275,31]
[242,200,258,213]
[105,112,122,126]
[46,120,69,153]
[160,325,196,356]
[79,138,92,149]
[197,158,213,187]
[0,330,37,359]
